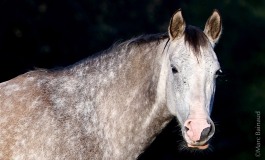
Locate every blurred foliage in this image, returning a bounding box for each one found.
[0,0,264,159]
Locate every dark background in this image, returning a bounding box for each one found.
[0,0,264,160]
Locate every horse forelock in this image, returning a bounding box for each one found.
[184,25,209,56]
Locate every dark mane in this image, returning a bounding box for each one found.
[184,25,209,55]
[127,33,169,46]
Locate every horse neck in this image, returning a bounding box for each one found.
[68,38,173,158]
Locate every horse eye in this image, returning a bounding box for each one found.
[171,65,178,74]
[215,69,222,78]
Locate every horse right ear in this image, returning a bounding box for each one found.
[168,9,186,40]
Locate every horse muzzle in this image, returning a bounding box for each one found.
[183,118,215,150]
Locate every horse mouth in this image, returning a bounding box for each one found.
[187,143,209,150]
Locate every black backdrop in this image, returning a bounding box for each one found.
[0,0,264,159]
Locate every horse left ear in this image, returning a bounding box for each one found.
[204,10,222,46]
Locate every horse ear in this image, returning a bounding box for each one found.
[204,10,222,46]
[168,9,186,40]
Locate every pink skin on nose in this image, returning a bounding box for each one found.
[184,119,210,142]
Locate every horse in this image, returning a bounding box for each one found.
[0,9,222,159]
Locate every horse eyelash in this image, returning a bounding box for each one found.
[215,69,222,78]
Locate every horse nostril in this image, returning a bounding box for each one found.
[184,120,192,132]
[199,126,212,141]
